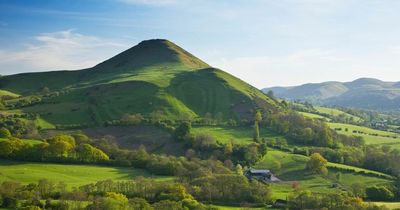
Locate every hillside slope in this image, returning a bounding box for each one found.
[263,78,400,111]
[0,39,277,126]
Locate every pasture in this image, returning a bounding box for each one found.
[0,160,172,188]
[315,106,362,122]
[254,149,393,199]
[192,126,280,144]
[328,122,400,145]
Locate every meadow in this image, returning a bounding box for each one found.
[298,111,330,121]
[192,125,280,144]
[254,149,393,200]
[0,160,172,188]
[328,122,400,145]
[315,106,362,122]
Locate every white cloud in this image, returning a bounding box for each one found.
[209,48,400,88]
[0,30,128,74]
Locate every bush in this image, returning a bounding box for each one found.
[366,186,394,201]
[0,127,11,138]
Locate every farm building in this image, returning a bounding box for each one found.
[244,169,280,182]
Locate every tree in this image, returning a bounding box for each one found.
[48,140,74,157]
[366,186,394,201]
[77,144,109,162]
[0,140,14,157]
[253,111,262,141]
[351,183,366,198]
[336,172,342,182]
[235,164,243,175]
[38,179,54,198]
[87,192,129,210]
[152,200,185,210]
[224,142,233,156]
[129,198,153,210]
[0,128,11,138]
[306,153,328,175]
[174,122,191,141]
[121,113,143,125]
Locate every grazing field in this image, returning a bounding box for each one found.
[315,106,362,122]
[254,149,392,199]
[0,160,172,188]
[192,126,280,144]
[328,122,400,145]
[299,111,330,121]
[212,205,268,210]
[0,138,43,145]
[371,202,400,209]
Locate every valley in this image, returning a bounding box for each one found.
[0,39,397,210]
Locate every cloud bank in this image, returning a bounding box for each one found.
[0,30,127,75]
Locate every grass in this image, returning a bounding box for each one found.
[370,202,400,209]
[0,160,172,188]
[299,111,330,121]
[328,122,400,145]
[212,205,267,210]
[315,106,362,122]
[0,89,19,98]
[192,126,280,145]
[254,149,392,200]
[0,138,43,145]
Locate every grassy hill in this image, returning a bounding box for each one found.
[0,39,277,127]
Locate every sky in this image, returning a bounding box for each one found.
[1,0,400,88]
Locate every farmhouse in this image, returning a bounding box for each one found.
[244,169,280,182]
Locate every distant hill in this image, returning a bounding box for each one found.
[263,78,400,111]
[0,39,277,126]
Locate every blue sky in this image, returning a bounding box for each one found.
[1,0,400,88]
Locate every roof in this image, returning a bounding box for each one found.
[249,169,270,174]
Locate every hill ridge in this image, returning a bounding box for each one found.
[263,78,400,111]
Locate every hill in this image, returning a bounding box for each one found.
[263,78,400,111]
[0,39,277,126]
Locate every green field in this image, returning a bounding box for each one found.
[371,202,400,209]
[192,126,280,144]
[328,122,400,145]
[0,160,172,188]
[299,111,330,121]
[212,205,268,210]
[254,149,392,199]
[315,106,362,122]
[0,138,43,145]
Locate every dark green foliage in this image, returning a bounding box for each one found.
[264,111,364,148]
[174,121,191,141]
[306,153,328,175]
[288,190,388,210]
[0,127,11,138]
[190,174,271,204]
[366,186,394,201]
[77,144,110,162]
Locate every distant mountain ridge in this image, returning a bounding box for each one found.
[263,78,400,111]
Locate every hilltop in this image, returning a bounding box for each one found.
[263,78,400,111]
[0,39,277,126]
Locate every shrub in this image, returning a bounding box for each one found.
[0,127,11,138]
